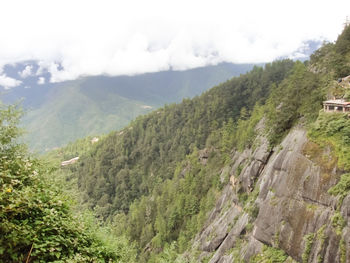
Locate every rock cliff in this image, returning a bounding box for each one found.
[191,127,349,262]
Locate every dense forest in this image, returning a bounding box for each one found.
[0,104,136,262]
[70,25,349,262]
[75,59,295,216]
[1,24,350,262]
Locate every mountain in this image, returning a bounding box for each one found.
[51,59,297,261]
[2,25,349,262]
[1,38,322,152]
[45,25,350,262]
[0,62,254,151]
[0,102,135,262]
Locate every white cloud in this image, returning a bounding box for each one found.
[0,0,349,82]
[18,65,33,78]
[37,77,45,85]
[0,74,22,89]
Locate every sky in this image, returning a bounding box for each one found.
[0,0,349,88]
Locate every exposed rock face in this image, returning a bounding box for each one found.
[192,129,271,262]
[197,185,242,253]
[254,128,349,262]
[192,128,350,262]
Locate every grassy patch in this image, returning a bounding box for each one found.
[302,233,315,263]
[331,212,346,236]
[340,238,346,263]
[308,112,350,170]
[316,225,326,263]
[251,245,288,263]
[328,173,350,205]
[226,238,245,262]
[243,185,260,221]
[306,203,318,212]
[302,141,338,174]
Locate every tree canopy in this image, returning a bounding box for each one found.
[0,103,135,262]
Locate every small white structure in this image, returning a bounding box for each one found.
[91,137,99,144]
[61,157,79,166]
[141,105,153,109]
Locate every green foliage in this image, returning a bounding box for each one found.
[225,238,245,262]
[243,185,260,221]
[309,113,350,170]
[251,245,288,263]
[310,25,350,78]
[331,212,346,236]
[112,149,224,261]
[340,238,346,263]
[0,103,135,262]
[66,60,294,261]
[22,81,154,152]
[317,226,326,263]
[328,173,350,204]
[43,29,349,260]
[147,242,191,263]
[4,24,350,263]
[74,60,295,218]
[333,24,350,77]
[236,164,244,177]
[302,233,315,263]
[44,32,350,260]
[220,103,265,154]
[20,64,254,152]
[266,61,324,146]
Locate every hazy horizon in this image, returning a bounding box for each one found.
[0,0,349,89]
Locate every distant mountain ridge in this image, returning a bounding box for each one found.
[1,62,255,151]
[1,38,321,151]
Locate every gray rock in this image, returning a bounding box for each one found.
[197,186,241,252]
[208,214,249,263]
[191,127,350,263]
[254,128,347,262]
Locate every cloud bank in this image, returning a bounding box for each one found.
[0,0,349,83]
[0,74,22,89]
[19,65,33,78]
[37,77,45,85]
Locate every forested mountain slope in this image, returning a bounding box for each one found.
[0,104,136,262]
[40,25,350,262]
[54,58,297,261]
[75,60,294,216]
[1,62,254,151]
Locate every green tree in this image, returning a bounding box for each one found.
[0,103,135,262]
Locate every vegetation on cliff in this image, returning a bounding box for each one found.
[310,24,350,78]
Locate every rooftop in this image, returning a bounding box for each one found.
[323,99,350,105]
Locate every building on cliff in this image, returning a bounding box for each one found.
[323,99,350,113]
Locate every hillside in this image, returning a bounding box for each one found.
[51,25,350,262]
[1,62,254,151]
[0,104,136,262]
[2,24,350,263]
[62,59,297,261]
[73,60,294,216]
